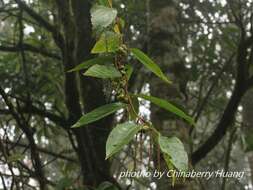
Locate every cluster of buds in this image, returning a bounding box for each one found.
[112,53,129,103]
[111,80,127,102]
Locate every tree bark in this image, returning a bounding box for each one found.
[55,0,113,187]
[242,89,253,185]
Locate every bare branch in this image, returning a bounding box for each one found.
[191,35,249,165]
[0,104,67,129]
[5,140,76,163]
[0,43,61,60]
[0,86,46,189]
[14,0,64,48]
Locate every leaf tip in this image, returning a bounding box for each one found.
[165,78,172,84]
[71,123,80,128]
[67,69,75,73]
[105,153,111,160]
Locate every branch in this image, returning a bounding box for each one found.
[191,37,249,165]
[0,86,46,189]
[0,93,67,128]
[14,0,54,33]
[193,54,235,122]
[0,105,67,129]
[0,43,61,60]
[221,128,237,190]
[5,140,77,163]
[191,84,245,165]
[14,0,64,47]
[21,102,67,125]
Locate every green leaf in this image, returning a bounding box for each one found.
[84,64,122,79]
[98,0,110,7]
[106,122,142,159]
[92,32,121,53]
[68,56,113,72]
[158,135,188,171]
[72,102,126,128]
[91,5,117,29]
[130,48,171,84]
[135,94,195,126]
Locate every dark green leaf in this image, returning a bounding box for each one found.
[106,122,142,159]
[98,0,110,7]
[92,32,121,53]
[72,102,127,128]
[135,94,195,126]
[130,48,171,84]
[91,5,117,29]
[159,135,188,171]
[83,64,122,79]
[68,56,113,72]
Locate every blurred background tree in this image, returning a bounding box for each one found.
[1,0,253,189]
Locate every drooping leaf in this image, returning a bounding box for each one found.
[68,56,113,72]
[83,64,122,79]
[92,32,121,53]
[130,48,171,84]
[91,5,117,29]
[106,122,142,159]
[135,94,195,126]
[158,135,188,171]
[72,102,126,128]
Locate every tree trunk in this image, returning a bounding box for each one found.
[242,89,253,185]
[55,0,113,187]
